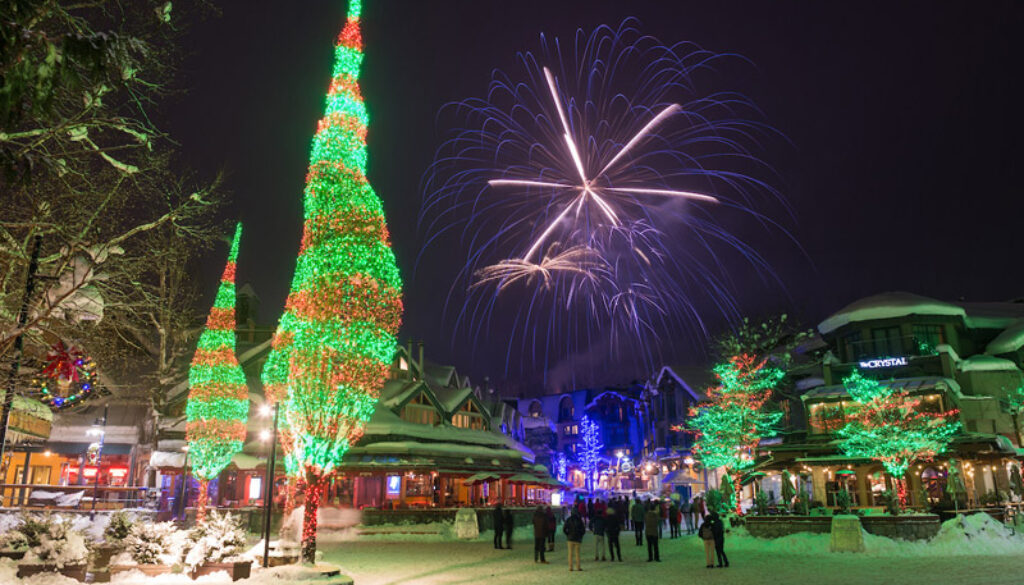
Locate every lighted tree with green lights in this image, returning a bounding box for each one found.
[263,0,402,562]
[186,224,248,524]
[684,353,784,514]
[836,370,961,509]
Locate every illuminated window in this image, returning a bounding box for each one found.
[808,402,847,434]
[399,357,408,371]
[452,401,485,430]
[401,394,438,425]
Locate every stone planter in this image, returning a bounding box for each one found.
[745,516,833,538]
[0,549,26,560]
[267,554,299,567]
[110,563,175,577]
[860,515,940,541]
[190,560,252,581]
[17,563,88,581]
[92,543,119,568]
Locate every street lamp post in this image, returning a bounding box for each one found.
[261,402,280,568]
[89,404,108,519]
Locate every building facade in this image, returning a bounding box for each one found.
[756,292,1024,510]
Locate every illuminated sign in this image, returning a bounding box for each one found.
[859,357,908,369]
[386,475,401,495]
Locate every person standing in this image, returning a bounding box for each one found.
[605,508,623,562]
[592,505,607,561]
[668,500,680,538]
[586,498,595,529]
[503,507,515,550]
[492,503,505,549]
[630,497,645,546]
[644,502,661,562]
[698,514,715,568]
[690,495,703,534]
[532,506,549,563]
[545,505,557,552]
[681,498,692,535]
[563,508,586,571]
[708,510,728,568]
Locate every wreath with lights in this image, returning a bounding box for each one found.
[32,342,101,410]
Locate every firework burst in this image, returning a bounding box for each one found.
[421,19,789,382]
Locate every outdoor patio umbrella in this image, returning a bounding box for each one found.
[462,472,501,486]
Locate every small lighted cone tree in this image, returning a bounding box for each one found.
[264,0,403,563]
[578,415,603,493]
[836,370,961,509]
[185,224,248,524]
[681,354,784,515]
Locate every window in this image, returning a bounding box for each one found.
[401,394,438,425]
[558,396,575,422]
[914,393,945,414]
[528,400,543,418]
[808,402,848,434]
[870,327,903,357]
[843,331,863,361]
[452,401,485,430]
[912,325,945,353]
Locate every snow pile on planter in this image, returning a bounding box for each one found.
[734,513,1024,558]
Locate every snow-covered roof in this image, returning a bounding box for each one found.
[959,355,1021,373]
[150,450,186,468]
[986,319,1024,355]
[818,292,966,334]
[230,452,265,470]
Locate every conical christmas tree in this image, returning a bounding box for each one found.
[263,0,403,562]
[186,224,248,523]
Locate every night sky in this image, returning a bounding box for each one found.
[168,1,1024,393]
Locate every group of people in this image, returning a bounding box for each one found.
[493,493,730,572]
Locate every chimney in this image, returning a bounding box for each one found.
[406,338,415,380]
[417,340,425,374]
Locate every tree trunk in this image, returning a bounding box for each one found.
[895,477,908,510]
[733,474,743,516]
[301,474,326,564]
[196,479,209,524]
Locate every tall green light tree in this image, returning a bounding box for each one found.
[263,0,402,563]
[836,371,960,509]
[685,353,784,515]
[186,224,248,524]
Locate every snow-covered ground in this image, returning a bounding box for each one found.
[3,514,1023,585]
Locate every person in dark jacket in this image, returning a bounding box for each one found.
[707,510,728,567]
[492,504,505,549]
[644,502,661,562]
[532,506,549,563]
[681,498,693,534]
[563,508,586,571]
[668,501,680,538]
[592,507,607,561]
[503,508,515,549]
[605,508,623,561]
[545,506,557,551]
[698,514,715,568]
[630,498,645,546]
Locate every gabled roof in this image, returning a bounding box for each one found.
[651,365,706,401]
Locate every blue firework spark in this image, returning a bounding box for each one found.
[420,19,790,382]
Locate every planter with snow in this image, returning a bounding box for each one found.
[17,562,87,581]
[190,560,253,581]
[110,563,175,577]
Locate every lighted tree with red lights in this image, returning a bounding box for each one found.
[683,354,784,514]
[262,0,402,563]
[185,224,248,524]
[836,370,960,509]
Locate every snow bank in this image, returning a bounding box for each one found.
[732,513,1024,558]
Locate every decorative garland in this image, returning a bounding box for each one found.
[32,342,100,409]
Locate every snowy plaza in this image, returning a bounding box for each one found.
[3,512,1024,585]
